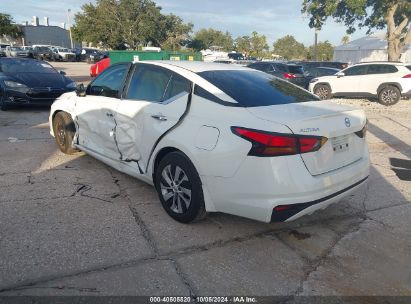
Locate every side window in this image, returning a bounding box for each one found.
[87,64,129,98]
[344,65,368,76]
[163,73,192,101]
[367,65,398,74]
[262,64,275,73]
[126,65,172,102]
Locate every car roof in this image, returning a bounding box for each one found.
[143,60,250,73]
[354,61,407,66]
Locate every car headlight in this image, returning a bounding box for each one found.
[4,81,29,89]
[66,82,77,90]
[309,78,319,84]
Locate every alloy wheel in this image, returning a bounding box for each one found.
[381,89,398,105]
[160,164,192,214]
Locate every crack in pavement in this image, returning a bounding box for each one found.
[0,211,370,294]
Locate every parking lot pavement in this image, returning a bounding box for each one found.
[0,63,410,296]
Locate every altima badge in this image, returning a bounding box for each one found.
[345,117,351,127]
[300,128,320,133]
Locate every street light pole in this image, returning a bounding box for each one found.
[67,9,74,49]
[314,29,318,61]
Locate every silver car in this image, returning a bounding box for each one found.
[5,46,30,58]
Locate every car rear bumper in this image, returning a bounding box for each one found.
[203,148,370,223]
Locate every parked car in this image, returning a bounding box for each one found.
[32,46,55,61]
[0,44,10,57]
[52,47,76,61]
[308,62,411,106]
[80,48,105,63]
[90,57,110,77]
[5,46,30,58]
[21,46,35,58]
[0,58,76,110]
[49,61,369,223]
[304,67,341,89]
[248,61,307,87]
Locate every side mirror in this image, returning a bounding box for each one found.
[336,72,345,78]
[59,70,66,76]
[76,83,86,97]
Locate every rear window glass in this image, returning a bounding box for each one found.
[287,65,304,74]
[198,70,319,107]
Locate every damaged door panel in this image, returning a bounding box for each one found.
[115,64,192,173]
[75,97,119,159]
[75,63,130,159]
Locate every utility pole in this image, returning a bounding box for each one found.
[67,9,73,49]
[314,29,318,61]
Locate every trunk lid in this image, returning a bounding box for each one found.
[247,101,367,176]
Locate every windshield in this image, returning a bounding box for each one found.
[198,70,319,107]
[0,59,57,74]
[10,47,23,51]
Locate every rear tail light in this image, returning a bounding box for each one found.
[283,73,297,79]
[402,74,411,78]
[231,127,328,157]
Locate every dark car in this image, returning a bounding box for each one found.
[80,48,106,63]
[248,61,307,87]
[32,46,55,61]
[303,67,341,89]
[0,58,76,110]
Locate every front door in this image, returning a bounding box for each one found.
[332,65,368,95]
[115,64,192,172]
[75,63,130,160]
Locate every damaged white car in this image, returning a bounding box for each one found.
[49,61,370,223]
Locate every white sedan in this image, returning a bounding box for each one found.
[49,61,370,223]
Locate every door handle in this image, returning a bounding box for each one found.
[151,114,167,121]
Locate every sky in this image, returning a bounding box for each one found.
[2,0,372,47]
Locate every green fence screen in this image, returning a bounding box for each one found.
[109,51,203,64]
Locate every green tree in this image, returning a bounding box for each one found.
[72,0,192,50]
[189,28,233,51]
[249,31,269,59]
[308,41,334,60]
[234,35,251,55]
[0,13,22,38]
[159,14,193,51]
[302,0,411,61]
[272,35,306,60]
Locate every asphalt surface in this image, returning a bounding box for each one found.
[0,62,410,297]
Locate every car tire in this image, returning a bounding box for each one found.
[52,112,78,155]
[314,84,332,100]
[155,151,206,223]
[378,85,401,106]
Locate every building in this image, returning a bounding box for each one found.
[21,25,72,48]
[333,32,411,64]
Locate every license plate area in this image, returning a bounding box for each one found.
[331,135,349,153]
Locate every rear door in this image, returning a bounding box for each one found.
[75,63,130,160]
[364,64,399,94]
[115,64,192,172]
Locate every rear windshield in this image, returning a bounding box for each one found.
[287,65,304,74]
[198,70,319,107]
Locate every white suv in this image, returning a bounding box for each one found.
[308,62,411,106]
